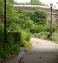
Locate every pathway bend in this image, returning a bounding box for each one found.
[24,37,58,63]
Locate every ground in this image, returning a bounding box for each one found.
[6,37,58,63]
[24,38,58,63]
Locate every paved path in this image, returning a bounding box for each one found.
[6,38,58,63]
[24,38,58,63]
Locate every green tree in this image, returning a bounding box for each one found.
[17,10,34,31]
[6,0,20,32]
[31,10,48,25]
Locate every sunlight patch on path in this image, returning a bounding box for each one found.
[30,38,58,49]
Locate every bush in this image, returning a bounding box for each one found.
[21,31,31,41]
[51,27,58,43]
[8,32,21,43]
[0,43,19,59]
[31,10,48,25]
[34,32,49,39]
[24,40,32,49]
[30,25,50,33]
[0,30,32,59]
[54,27,58,33]
[52,37,58,42]
[0,31,20,59]
[52,33,58,43]
[21,31,32,48]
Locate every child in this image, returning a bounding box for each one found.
[18,44,26,63]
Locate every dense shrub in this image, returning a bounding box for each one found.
[50,27,58,42]
[17,10,48,31]
[33,32,49,39]
[0,30,32,59]
[52,32,58,43]
[54,27,58,33]
[21,31,31,41]
[30,25,50,33]
[31,10,48,25]
[21,31,32,48]
[17,10,34,31]
[23,40,32,49]
[0,32,20,59]
[0,43,19,59]
[8,32,21,43]
[52,37,58,43]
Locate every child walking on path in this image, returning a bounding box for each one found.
[18,44,27,63]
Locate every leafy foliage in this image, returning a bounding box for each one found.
[0,43,19,59]
[20,31,32,48]
[33,32,49,39]
[17,10,33,31]
[30,25,49,33]
[0,0,49,59]
[31,10,48,25]
[0,0,4,15]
